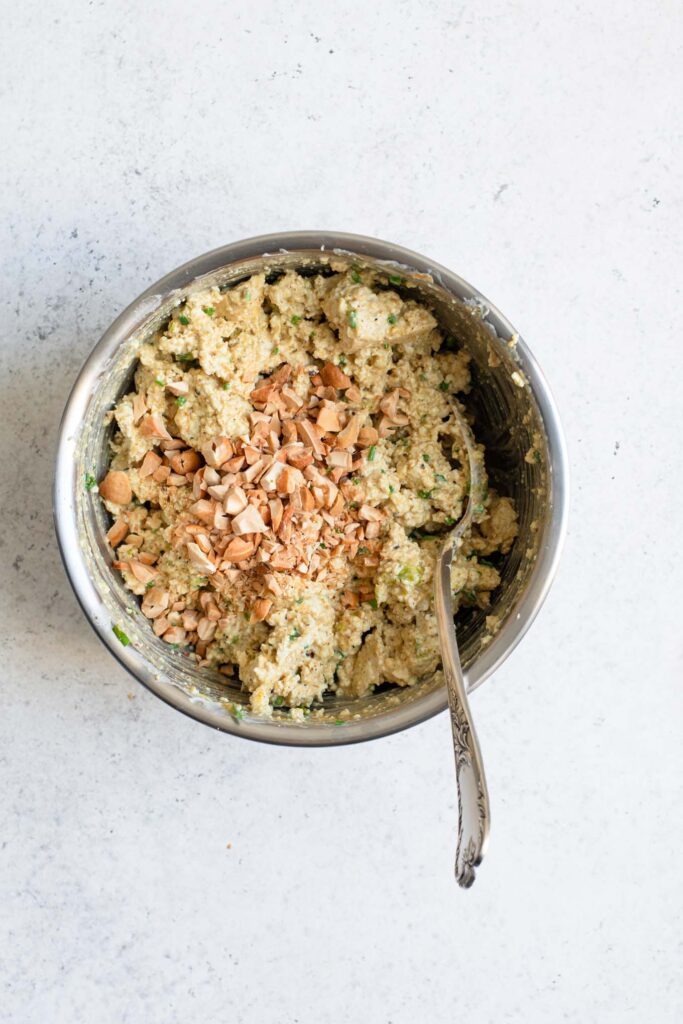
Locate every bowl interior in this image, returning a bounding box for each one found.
[63,243,558,744]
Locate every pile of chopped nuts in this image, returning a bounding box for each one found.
[104,362,412,640]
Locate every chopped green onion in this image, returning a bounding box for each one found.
[84,473,97,491]
[473,503,485,515]
[435,473,446,482]
[155,377,164,386]
[389,485,395,493]
[358,546,369,555]
[175,396,187,407]
[291,314,302,325]
[202,305,215,316]
[367,446,376,462]
[272,346,280,354]
[230,635,239,644]
[351,269,362,283]
[289,629,301,641]
[445,516,455,526]
[179,314,190,325]
[418,489,433,500]
[347,309,358,329]
[338,355,347,367]
[398,565,420,582]
[112,624,130,646]
[233,706,245,721]
[334,719,347,726]
[273,695,285,707]
[422,453,430,462]
[438,380,449,391]
[295,598,304,605]
[244,290,251,301]
[387,313,397,325]
[388,274,402,285]
[221,382,230,390]
[369,598,378,610]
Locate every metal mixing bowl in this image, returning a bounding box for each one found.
[54,232,568,746]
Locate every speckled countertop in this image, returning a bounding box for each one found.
[2,2,682,1022]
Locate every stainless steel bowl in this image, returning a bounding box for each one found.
[54,232,569,746]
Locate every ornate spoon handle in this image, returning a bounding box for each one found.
[435,542,491,888]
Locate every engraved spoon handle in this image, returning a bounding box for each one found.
[435,546,491,887]
[436,398,491,887]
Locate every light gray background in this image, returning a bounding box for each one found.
[2,2,681,1022]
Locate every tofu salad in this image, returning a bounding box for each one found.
[96,265,518,717]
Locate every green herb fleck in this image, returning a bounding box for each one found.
[369,597,378,610]
[177,352,195,362]
[388,274,402,285]
[435,473,446,482]
[367,445,376,462]
[222,382,230,390]
[358,546,369,555]
[418,489,433,500]
[463,589,477,602]
[473,503,485,515]
[273,695,285,707]
[289,629,301,641]
[233,706,245,721]
[291,314,302,325]
[155,377,164,386]
[438,380,449,391]
[334,719,347,726]
[387,313,397,325]
[202,305,215,316]
[295,598,304,605]
[389,485,395,493]
[145,580,154,590]
[533,450,542,464]
[319,542,327,550]
[445,516,456,526]
[351,269,362,284]
[349,501,359,510]
[244,289,251,301]
[422,453,430,462]
[338,355,347,367]
[347,309,358,329]
[230,635,239,645]
[84,473,97,491]
[272,346,280,354]
[179,314,190,325]
[175,396,187,407]
[112,624,130,646]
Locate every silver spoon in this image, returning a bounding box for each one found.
[434,402,491,887]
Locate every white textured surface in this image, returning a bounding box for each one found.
[2,2,682,1021]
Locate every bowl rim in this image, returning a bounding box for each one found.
[53,231,569,747]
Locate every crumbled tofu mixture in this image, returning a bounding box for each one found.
[99,268,518,717]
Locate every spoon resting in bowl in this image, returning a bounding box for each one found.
[435,401,491,887]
